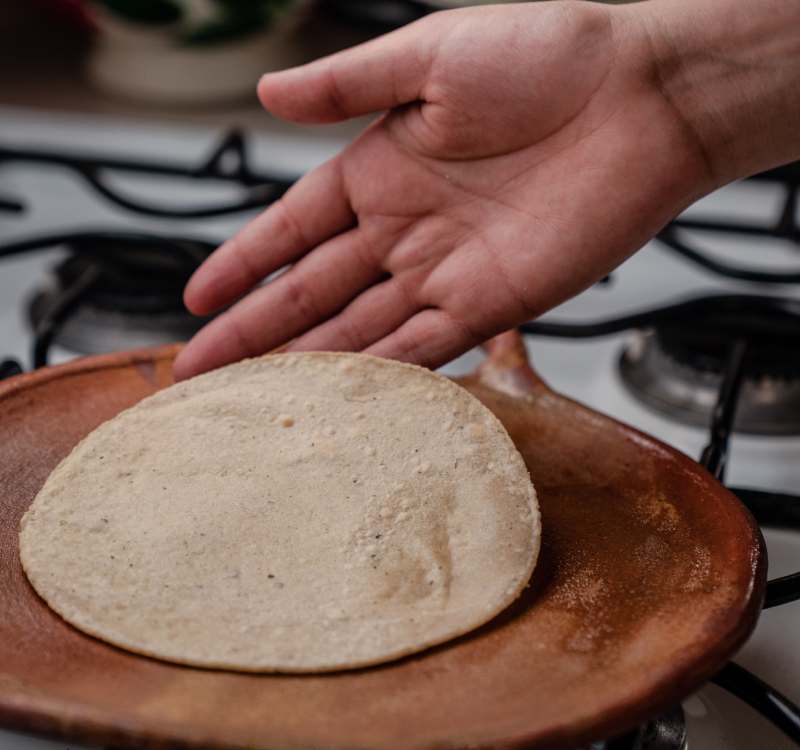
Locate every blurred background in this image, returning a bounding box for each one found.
[0,0,515,125]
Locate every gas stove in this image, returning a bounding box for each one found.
[1,105,799,750]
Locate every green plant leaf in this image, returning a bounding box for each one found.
[96,0,183,24]
[181,14,263,45]
[181,0,296,46]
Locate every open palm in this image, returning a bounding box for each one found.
[174,2,714,380]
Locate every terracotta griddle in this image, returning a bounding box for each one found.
[0,331,765,750]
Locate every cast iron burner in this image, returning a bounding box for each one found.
[27,236,212,357]
[619,296,800,435]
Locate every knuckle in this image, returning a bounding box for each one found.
[397,333,426,364]
[350,232,379,273]
[397,313,439,364]
[393,273,421,311]
[223,313,259,359]
[440,308,485,348]
[336,316,367,351]
[274,198,309,252]
[324,63,350,120]
[281,274,321,322]
[227,235,263,287]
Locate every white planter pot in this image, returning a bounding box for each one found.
[87,2,310,105]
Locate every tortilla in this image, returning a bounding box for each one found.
[19,353,540,673]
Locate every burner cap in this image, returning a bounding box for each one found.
[27,243,212,356]
[619,296,800,435]
[653,296,800,378]
[57,241,203,314]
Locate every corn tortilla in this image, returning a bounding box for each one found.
[20,353,540,672]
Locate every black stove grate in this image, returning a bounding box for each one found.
[0,129,291,218]
[2,131,800,750]
[657,161,800,285]
[0,359,22,380]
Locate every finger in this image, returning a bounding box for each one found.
[286,276,421,354]
[183,157,354,316]
[257,17,435,124]
[173,229,382,380]
[365,308,483,370]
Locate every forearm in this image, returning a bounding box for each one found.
[625,0,800,185]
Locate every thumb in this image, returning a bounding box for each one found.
[258,17,436,123]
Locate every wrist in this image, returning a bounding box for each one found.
[624,0,800,185]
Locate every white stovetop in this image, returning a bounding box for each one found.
[1,105,799,749]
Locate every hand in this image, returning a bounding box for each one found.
[172,1,720,381]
